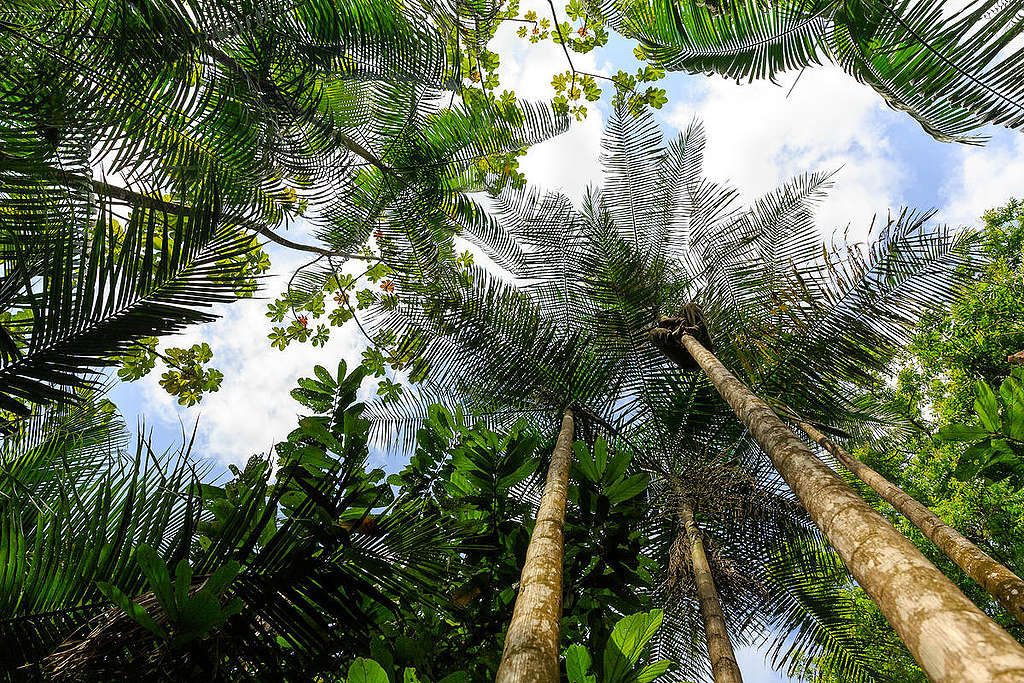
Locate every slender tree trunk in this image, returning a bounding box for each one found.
[496,409,575,683]
[677,499,743,683]
[662,332,1024,683]
[797,420,1024,628]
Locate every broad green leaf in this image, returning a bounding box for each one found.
[975,380,1000,432]
[97,581,168,640]
[603,610,664,683]
[202,559,241,596]
[134,544,175,618]
[174,558,192,610]
[575,441,601,482]
[498,457,537,489]
[346,658,389,683]
[603,445,632,485]
[607,473,650,505]
[593,437,608,474]
[633,659,673,683]
[954,442,993,482]
[938,423,990,442]
[566,643,593,682]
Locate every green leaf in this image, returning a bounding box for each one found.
[603,445,632,485]
[593,437,608,474]
[633,659,673,683]
[954,442,993,482]
[202,559,241,597]
[975,380,1001,432]
[97,581,169,640]
[346,658,389,683]
[574,441,601,482]
[498,457,537,490]
[134,544,175,619]
[565,643,594,682]
[603,610,664,683]
[938,423,990,442]
[606,473,650,505]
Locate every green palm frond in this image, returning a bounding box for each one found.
[0,389,126,516]
[0,434,203,679]
[603,0,829,82]
[599,0,1024,142]
[759,539,893,683]
[0,185,255,425]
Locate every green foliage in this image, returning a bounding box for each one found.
[0,360,459,679]
[97,545,242,647]
[594,0,1024,142]
[908,198,1024,421]
[939,368,1024,488]
[0,193,255,429]
[565,610,674,683]
[118,340,224,406]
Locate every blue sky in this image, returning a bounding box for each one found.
[107,9,1024,680]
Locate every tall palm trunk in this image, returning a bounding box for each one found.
[798,420,1024,627]
[496,409,575,683]
[677,499,743,683]
[661,332,1024,682]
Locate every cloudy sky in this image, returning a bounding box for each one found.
[108,7,1024,680]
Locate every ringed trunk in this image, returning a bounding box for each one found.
[658,331,1024,682]
[678,499,743,683]
[496,409,575,683]
[798,420,1024,628]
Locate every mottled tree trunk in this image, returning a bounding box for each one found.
[661,333,1024,682]
[798,420,1024,628]
[496,410,575,683]
[678,500,743,683]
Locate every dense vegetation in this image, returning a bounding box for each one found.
[2,0,1024,681]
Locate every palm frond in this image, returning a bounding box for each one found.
[599,0,1024,141]
[0,185,255,424]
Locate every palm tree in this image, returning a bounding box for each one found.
[632,407,892,683]
[0,362,456,679]
[370,106,1024,681]
[364,288,629,680]
[496,408,576,682]
[594,0,1024,143]
[793,417,1024,627]
[655,323,1024,680]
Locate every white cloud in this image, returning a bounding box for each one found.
[667,67,905,243]
[939,130,1024,227]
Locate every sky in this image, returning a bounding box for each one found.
[106,6,1024,680]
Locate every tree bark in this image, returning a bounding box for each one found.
[496,409,575,683]
[666,333,1024,683]
[797,420,1024,628]
[677,500,743,683]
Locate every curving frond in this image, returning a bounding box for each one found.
[0,185,255,426]
[598,0,1024,142]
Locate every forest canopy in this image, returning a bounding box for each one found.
[2,0,1024,681]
